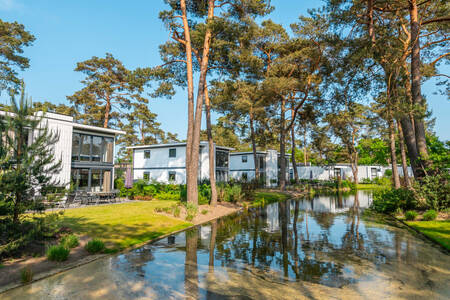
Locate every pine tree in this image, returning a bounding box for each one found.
[0,88,61,224]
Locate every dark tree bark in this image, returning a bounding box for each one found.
[409,0,430,168]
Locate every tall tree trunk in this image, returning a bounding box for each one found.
[280,97,287,190]
[290,108,299,184]
[187,0,215,205]
[388,109,401,189]
[400,117,421,178]
[249,110,259,182]
[204,84,217,206]
[409,0,429,169]
[180,0,195,195]
[397,120,412,188]
[103,97,111,128]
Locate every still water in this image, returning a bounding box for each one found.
[2,191,450,299]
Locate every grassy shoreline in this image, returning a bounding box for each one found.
[405,220,450,251]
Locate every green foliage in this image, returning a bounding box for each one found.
[371,188,417,214]
[427,135,450,169]
[173,205,181,218]
[423,210,437,221]
[414,171,449,211]
[0,213,61,258]
[405,211,418,221]
[85,239,105,254]
[0,19,35,91]
[184,203,198,222]
[46,245,70,262]
[357,138,389,165]
[60,234,79,249]
[0,88,62,223]
[201,209,208,215]
[20,267,33,284]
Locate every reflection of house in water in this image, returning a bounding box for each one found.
[298,191,372,213]
[264,204,280,232]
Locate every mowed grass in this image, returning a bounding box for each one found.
[56,201,191,251]
[406,220,450,250]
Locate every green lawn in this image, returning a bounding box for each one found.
[252,191,289,206]
[56,201,191,251]
[356,183,389,190]
[406,220,450,250]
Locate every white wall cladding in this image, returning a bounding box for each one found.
[131,142,229,184]
[39,113,74,187]
[292,165,414,181]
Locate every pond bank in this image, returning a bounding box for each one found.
[3,191,449,299]
[0,190,292,293]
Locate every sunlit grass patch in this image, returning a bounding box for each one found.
[406,220,450,250]
[252,191,289,206]
[56,201,191,251]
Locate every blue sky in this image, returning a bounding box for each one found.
[0,0,448,140]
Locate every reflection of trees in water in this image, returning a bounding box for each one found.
[121,247,154,276]
[185,228,199,300]
[342,192,365,252]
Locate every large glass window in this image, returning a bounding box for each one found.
[102,137,114,163]
[72,133,80,161]
[80,135,91,162]
[92,136,102,162]
[72,133,114,163]
[71,168,112,192]
[216,150,229,168]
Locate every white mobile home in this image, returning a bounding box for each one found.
[1,110,124,192]
[229,150,290,187]
[128,142,233,184]
[291,164,413,181]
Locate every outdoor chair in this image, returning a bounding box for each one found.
[63,193,76,208]
[90,193,100,205]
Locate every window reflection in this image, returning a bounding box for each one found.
[71,133,114,164]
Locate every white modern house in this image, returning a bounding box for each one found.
[1,110,124,192]
[290,164,414,181]
[128,142,234,184]
[229,150,290,187]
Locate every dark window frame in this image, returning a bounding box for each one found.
[143,172,150,181]
[242,155,248,163]
[168,171,176,181]
[144,150,151,159]
[169,148,176,158]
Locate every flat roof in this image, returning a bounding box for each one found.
[127,142,234,151]
[230,151,267,155]
[1,110,124,136]
[72,123,125,135]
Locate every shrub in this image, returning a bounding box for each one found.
[374,176,392,186]
[173,205,181,218]
[414,171,449,211]
[85,239,105,254]
[185,203,197,221]
[201,209,208,215]
[60,234,79,249]
[405,211,418,221]
[422,209,437,221]
[21,267,33,283]
[371,188,417,214]
[46,245,70,262]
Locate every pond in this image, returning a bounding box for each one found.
[2,190,450,299]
